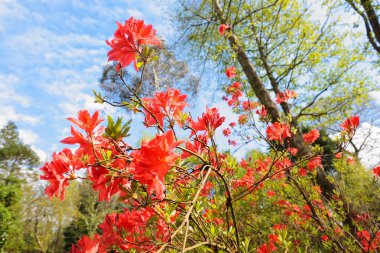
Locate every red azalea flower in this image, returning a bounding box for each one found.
[89,165,131,202]
[275,89,298,104]
[191,107,225,137]
[228,139,237,146]
[303,129,320,144]
[70,235,100,253]
[106,17,161,71]
[257,242,277,253]
[225,66,236,78]
[266,122,291,141]
[267,190,275,197]
[242,100,259,111]
[143,88,188,128]
[223,128,231,137]
[238,114,248,125]
[298,168,308,177]
[321,235,329,242]
[357,229,380,252]
[372,166,380,177]
[347,157,356,165]
[256,105,268,119]
[66,110,103,135]
[307,156,322,171]
[181,133,208,159]
[340,115,360,134]
[273,224,287,231]
[97,208,157,251]
[40,148,83,200]
[133,130,183,199]
[287,147,298,156]
[226,81,242,93]
[268,234,279,243]
[218,24,230,35]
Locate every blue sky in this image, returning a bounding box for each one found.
[0,0,180,160]
[0,0,241,162]
[0,0,379,168]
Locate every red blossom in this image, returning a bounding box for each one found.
[223,128,231,137]
[303,129,320,144]
[98,208,158,251]
[66,110,103,135]
[268,234,279,243]
[133,130,183,199]
[273,224,287,231]
[143,88,188,128]
[181,133,208,159]
[228,139,237,146]
[266,122,291,141]
[40,148,83,200]
[357,229,380,252]
[242,100,259,111]
[70,235,100,253]
[287,147,298,156]
[321,235,329,241]
[256,106,268,119]
[275,89,297,104]
[257,242,277,253]
[347,157,356,165]
[231,89,243,100]
[218,24,230,35]
[238,114,248,125]
[372,166,380,177]
[191,107,225,137]
[89,166,131,202]
[298,168,308,177]
[340,115,360,135]
[226,81,242,93]
[106,17,161,71]
[307,156,322,171]
[356,212,371,221]
[267,190,275,197]
[225,66,236,78]
[61,110,105,160]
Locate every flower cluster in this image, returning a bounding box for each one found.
[106,17,161,71]
[39,17,375,253]
[143,88,188,128]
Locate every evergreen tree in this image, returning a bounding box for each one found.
[0,122,39,251]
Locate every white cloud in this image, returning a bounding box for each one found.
[0,0,28,20]
[19,129,39,145]
[5,27,105,67]
[0,73,30,107]
[0,106,39,127]
[371,91,380,105]
[126,9,144,19]
[59,93,117,117]
[0,0,44,32]
[32,146,48,163]
[18,129,48,162]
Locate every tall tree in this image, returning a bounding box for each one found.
[0,122,39,177]
[172,0,376,230]
[99,43,200,106]
[345,0,380,54]
[0,122,39,251]
[63,181,124,251]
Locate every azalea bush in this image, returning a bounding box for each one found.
[40,17,380,252]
